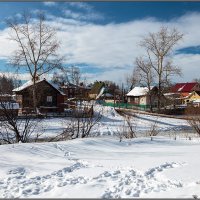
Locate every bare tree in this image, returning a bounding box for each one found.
[52,66,81,87]
[140,27,183,111]
[53,104,102,141]
[115,110,137,141]
[69,66,81,86]
[124,115,137,138]
[6,11,63,112]
[186,106,200,137]
[125,67,140,90]
[0,74,15,95]
[135,57,155,112]
[146,117,159,140]
[193,78,200,85]
[0,101,43,144]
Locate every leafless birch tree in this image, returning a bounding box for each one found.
[135,57,154,112]
[6,11,63,112]
[140,27,183,111]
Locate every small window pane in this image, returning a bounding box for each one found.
[47,96,52,102]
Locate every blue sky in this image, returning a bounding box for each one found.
[0,2,200,85]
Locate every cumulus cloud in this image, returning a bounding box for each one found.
[43,2,57,7]
[66,2,93,11]
[173,53,200,82]
[62,2,104,22]
[0,11,200,83]
[63,9,104,21]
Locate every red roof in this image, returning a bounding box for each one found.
[171,82,199,93]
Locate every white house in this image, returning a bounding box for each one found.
[126,86,158,107]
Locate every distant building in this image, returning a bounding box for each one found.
[60,82,91,100]
[0,94,19,116]
[166,82,200,106]
[171,82,200,93]
[126,86,158,107]
[89,81,105,100]
[183,91,200,105]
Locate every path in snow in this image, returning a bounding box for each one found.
[0,159,185,198]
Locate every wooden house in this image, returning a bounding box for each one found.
[60,82,91,100]
[126,86,158,107]
[171,82,200,94]
[184,91,200,105]
[167,82,200,105]
[13,78,65,113]
[89,81,105,99]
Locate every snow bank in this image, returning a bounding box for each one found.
[0,137,200,198]
[38,104,191,139]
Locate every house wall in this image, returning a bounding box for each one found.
[57,94,64,112]
[128,94,158,107]
[62,87,76,99]
[127,96,139,104]
[184,91,200,104]
[139,96,147,105]
[15,80,62,111]
[89,93,97,100]
[190,92,200,101]
[62,87,90,99]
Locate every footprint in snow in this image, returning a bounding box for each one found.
[7,167,26,176]
[0,161,89,198]
[101,162,184,198]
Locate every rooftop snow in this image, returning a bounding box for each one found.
[126,86,155,97]
[13,78,65,95]
[13,79,44,92]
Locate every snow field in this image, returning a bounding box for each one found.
[0,105,199,198]
[41,105,192,139]
[0,137,200,198]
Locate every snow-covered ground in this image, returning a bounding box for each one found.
[41,105,191,138]
[0,105,200,198]
[1,137,200,198]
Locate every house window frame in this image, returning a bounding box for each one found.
[47,96,53,103]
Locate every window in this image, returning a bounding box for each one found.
[47,96,53,102]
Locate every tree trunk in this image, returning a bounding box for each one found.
[32,78,37,113]
[157,88,161,112]
[149,93,153,112]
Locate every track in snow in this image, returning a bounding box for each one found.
[0,161,185,198]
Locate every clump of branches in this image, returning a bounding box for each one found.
[185,106,200,137]
[116,114,137,142]
[51,104,102,141]
[124,116,137,138]
[146,117,159,140]
[0,101,43,144]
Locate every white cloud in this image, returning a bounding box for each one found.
[66,2,93,11]
[43,2,57,7]
[1,12,200,84]
[62,2,104,22]
[173,53,200,82]
[63,9,104,21]
[0,71,31,81]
